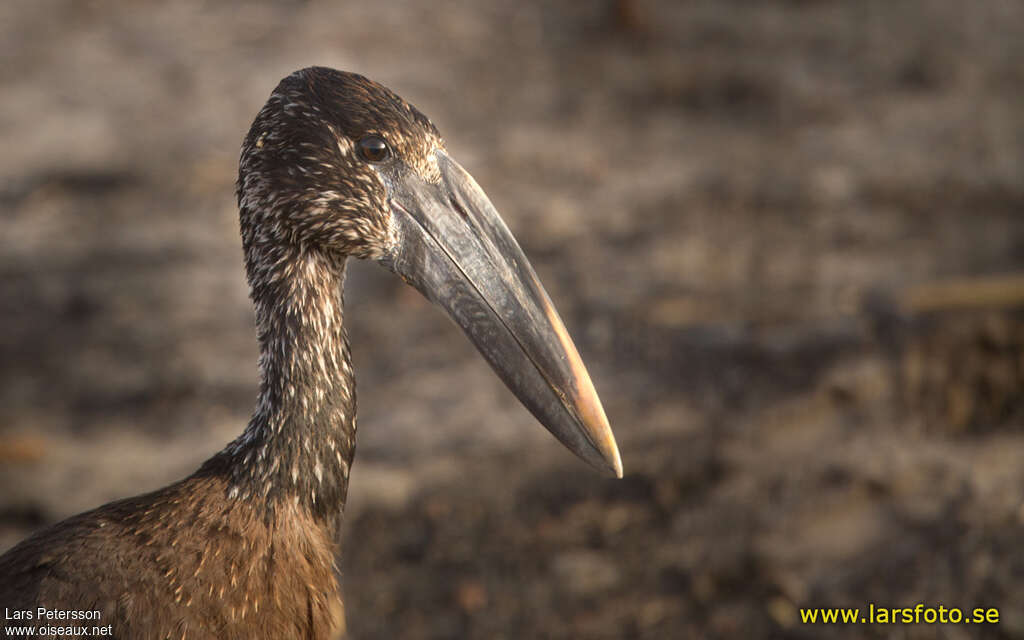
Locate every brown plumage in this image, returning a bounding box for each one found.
[0,67,621,639]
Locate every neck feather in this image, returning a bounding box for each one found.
[215,243,356,525]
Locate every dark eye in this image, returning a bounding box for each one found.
[357,135,390,163]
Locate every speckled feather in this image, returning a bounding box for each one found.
[0,67,446,640]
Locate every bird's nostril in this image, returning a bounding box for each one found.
[449,193,470,221]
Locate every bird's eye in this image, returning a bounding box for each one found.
[357,135,390,163]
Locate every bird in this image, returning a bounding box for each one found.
[0,67,622,640]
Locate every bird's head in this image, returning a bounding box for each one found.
[238,67,622,477]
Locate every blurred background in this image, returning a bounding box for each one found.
[2,0,1023,637]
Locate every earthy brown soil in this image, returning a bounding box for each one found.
[2,1,1023,638]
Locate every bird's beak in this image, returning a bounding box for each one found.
[380,151,622,477]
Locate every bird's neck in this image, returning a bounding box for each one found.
[218,244,356,530]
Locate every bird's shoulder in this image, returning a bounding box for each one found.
[0,471,344,639]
